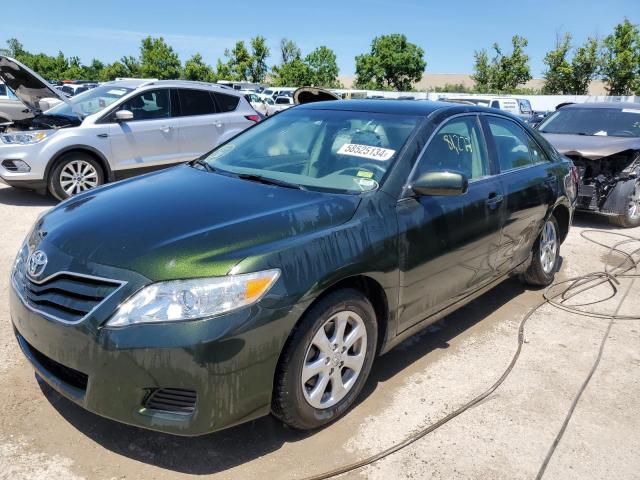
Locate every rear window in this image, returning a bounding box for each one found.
[275,97,290,105]
[214,92,240,112]
[0,84,6,96]
[178,89,218,116]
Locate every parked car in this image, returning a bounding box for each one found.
[538,102,640,227]
[448,97,534,121]
[0,82,32,123]
[258,87,295,101]
[244,92,267,116]
[266,95,294,116]
[11,99,574,435]
[0,56,258,200]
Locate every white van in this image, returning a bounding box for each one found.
[258,87,296,101]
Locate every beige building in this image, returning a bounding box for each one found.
[338,73,608,95]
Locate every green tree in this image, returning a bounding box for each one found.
[543,34,599,94]
[99,61,130,81]
[354,34,426,91]
[248,36,270,82]
[471,50,492,92]
[272,58,313,87]
[472,35,532,93]
[215,58,233,80]
[183,53,215,81]
[120,55,141,77]
[139,36,181,79]
[223,41,252,80]
[85,59,105,80]
[279,38,301,64]
[305,46,340,87]
[601,18,640,95]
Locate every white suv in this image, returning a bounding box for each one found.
[0,56,258,200]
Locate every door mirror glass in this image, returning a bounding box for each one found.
[412,171,468,196]
[115,110,134,122]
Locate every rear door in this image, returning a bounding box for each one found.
[108,88,181,171]
[174,88,222,160]
[483,114,555,274]
[396,114,504,331]
[212,91,252,141]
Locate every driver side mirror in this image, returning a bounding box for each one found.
[115,110,134,122]
[411,171,468,196]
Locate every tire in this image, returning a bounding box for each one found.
[272,289,378,430]
[608,180,640,228]
[48,152,105,201]
[521,215,560,287]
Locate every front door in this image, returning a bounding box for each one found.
[397,115,503,332]
[108,89,181,172]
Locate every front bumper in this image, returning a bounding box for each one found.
[0,142,49,187]
[10,285,297,435]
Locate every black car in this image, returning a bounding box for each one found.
[11,100,574,435]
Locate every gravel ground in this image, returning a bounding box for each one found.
[0,183,638,479]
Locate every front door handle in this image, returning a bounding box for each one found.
[485,193,504,209]
[160,125,173,133]
[215,122,223,128]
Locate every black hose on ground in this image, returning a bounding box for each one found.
[303,230,640,480]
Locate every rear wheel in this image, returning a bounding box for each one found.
[272,289,377,430]
[521,215,560,287]
[48,153,104,201]
[609,180,640,228]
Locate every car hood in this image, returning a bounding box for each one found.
[294,87,340,105]
[542,133,640,160]
[37,165,361,281]
[0,56,73,114]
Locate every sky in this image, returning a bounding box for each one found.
[2,0,638,77]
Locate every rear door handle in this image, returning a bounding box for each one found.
[160,125,173,133]
[485,193,504,209]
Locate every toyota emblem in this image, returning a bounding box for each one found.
[27,250,48,278]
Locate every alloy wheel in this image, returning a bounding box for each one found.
[301,310,367,409]
[60,160,99,196]
[540,219,558,274]
[628,182,640,220]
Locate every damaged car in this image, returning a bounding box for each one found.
[0,56,256,200]
[538,102,640,227]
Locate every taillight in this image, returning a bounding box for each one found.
[245,115,260,123]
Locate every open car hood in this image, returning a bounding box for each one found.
[294,87,340,105]
[0,56,73,114]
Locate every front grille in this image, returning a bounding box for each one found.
[145,388,197,414]
[19,334,88,391]
[12,252,124,324]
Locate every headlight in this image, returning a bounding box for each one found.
[107,269,280,327]
[1,130,55,145]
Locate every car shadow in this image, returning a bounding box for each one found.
[572,211,620,230]
[0,185,56,207]
[39,277,530,475]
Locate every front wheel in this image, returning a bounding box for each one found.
[48,153,105,201]
[272,289,378,430]
[609,180,640,228]
[521,215,560,287]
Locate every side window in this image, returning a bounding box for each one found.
[177,89,218,116]
[0,84,6,96]
[526,134,550,164]
[119,89,170,121]
[486,116,533,171]
[214,92,240,112]
[490,100,500,109]
[416,116,488,180]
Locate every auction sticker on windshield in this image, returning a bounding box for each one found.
[337,143,396,161]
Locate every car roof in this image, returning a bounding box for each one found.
[563,102,640,110]
[297,99,473,116]
[102,79,243,96]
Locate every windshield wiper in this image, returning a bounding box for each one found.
[192,158,215,172]
[236,173,307,190]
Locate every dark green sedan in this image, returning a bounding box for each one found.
[10,100,575,435]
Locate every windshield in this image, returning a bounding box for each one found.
[539,107,640,137]
[263,89,274,96]
[47,84,133,118]
[518,99,533,114]
[198,109,420,194]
